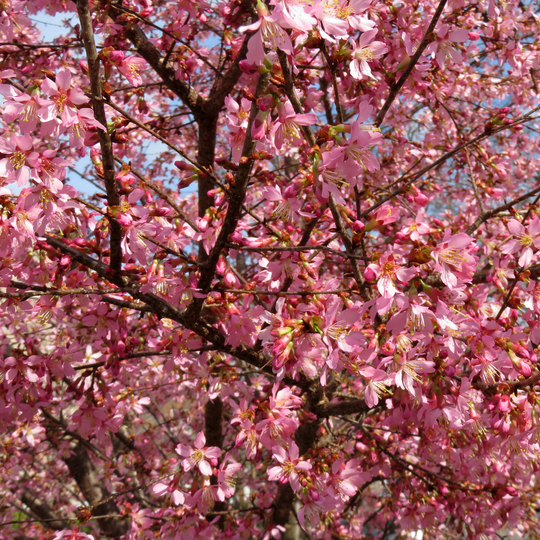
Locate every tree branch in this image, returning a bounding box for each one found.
[109,0,205,117]
[76,0,123,273]
[186,71,271,319]
[375,0,448,128]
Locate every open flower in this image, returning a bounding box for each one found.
[393,353,435,396]
[0,134,36,186]
[118,56,147,86]
[176,431,222,476]
[350,29,388,80]
[365,253,417,298]
[432,231,476,289]
[239,2,293,65]
[267,442,311,491]
[501,218,540,267]
[271,102,318,150]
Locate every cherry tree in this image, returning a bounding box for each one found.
[1,0,540,538]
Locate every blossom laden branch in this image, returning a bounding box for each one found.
[76,0,123,273]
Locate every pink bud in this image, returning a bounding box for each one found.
[497,394,511,413]
[216,257,227,275]
[381,341,396,355]
[352,220,365,234]
[224,271,237,287]
[116,213,133,227]
[414,192,429,207]
[175,160,193,171]
[364,266,376,282]
[239,60,258,75]
[272,335,291,356]
[79,60,89,74]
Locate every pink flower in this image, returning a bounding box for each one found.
[267,442,312,491]
[38,67,88,123]
[239,3,293,65]
[402,211,431,240]
[365,253,417,298]
[271,102,317,150]
[0,134,36,186]
[0,84,40,134]
[118,56,147,86]
[278,0,316,32]
[500,218,540,267]
[309,1,349,42]
[358,366,391,407]
[393,353,435,395]
[62,107,105,150]
[432,231,476,289]
[261,183,303,222]
[216,460,242,501]
[176,431,222,476]
[350,29,388,80]
[427,24,469,69]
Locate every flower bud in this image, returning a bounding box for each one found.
[363,266,376,282]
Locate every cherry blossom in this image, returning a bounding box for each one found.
[2,1,540,539]
[176,431,222,476]
[267,442,312,490]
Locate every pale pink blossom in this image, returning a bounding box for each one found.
[267,442,312,490]
[176,431,222,476]
[350,29,388,80]
[500,218,540,267]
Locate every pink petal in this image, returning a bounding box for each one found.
[199,459,213,476]
[194,431,206,449]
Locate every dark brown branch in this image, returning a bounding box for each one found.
[109,0,205,117]
[276,51,370,300]
[313,398,369,418]
[272,385,323,527]
[76,0,123,273]
[186,72,271,319]
[7,281,151,311]
[363,107,540,218]
[321,42,344,124]
[466,177,540,235]
[43,235,313,388]
[217,289,353,296]
[113,157,200,233]
[19,491,69,531]
[224,242,367,260]
[63,442,128,537]
[375,0,448,127]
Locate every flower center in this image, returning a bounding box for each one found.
[518,233,533,247]
[190,449,204,466]
[261,20,287,49]
[345,144,370,168]
[355,46,375,62]
[439,247,466,268]
[323,0,352,19]
[22,102,38,123]
[55,92,68,114]
[272,200,293,221]
[10,151,26,170]
[323,169,348,187]
[41,159,57,177]
[381,261,397,277]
